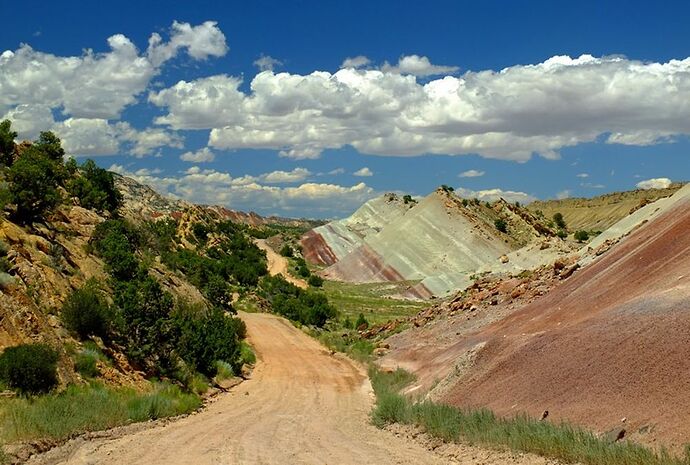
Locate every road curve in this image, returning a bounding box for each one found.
[254,239,308,289]
[32,312,446,465]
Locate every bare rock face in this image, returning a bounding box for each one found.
[310,190,556,298]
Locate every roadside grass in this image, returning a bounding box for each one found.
[240,341,256,365]
[369,367,690,465]
[0,382,200,443]
[317,330,375,363]
[321,280,427,325]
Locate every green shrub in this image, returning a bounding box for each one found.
[574,230,590,242]
[0,119,17,167]
[308,274,323,287]
[203,273,233,310]
[67,159,121,214]
[61,284,113,339]
[0,273,14,289]
[553,212,567,229]
[173,304,243,377]
[259,275,337,327]
[556,229,568,239]
[0,344,58,394]
[191,222,210,243]
[403,194,416,204]
[90,220,140,281]
[494,218,508,233]
[355,313,369,330]
[113,275,177,375]
[187,373,210,395]
[280,244,294,257]
[8,144,64,222]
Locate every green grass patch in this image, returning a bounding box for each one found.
[74,343,110,379]
[240,341,256,366]
[318,330,375,363]
[369,367,689,465]
[214,361,235,382]
[187,374,210,395]
[0,382,201,443]
[322,280,427,326]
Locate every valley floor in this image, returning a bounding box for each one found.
[27,312,559,465]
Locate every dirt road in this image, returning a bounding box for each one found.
[30,313,560,465]
[255,239,308,289]
[30,312,441,464]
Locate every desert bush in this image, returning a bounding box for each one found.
[0,273,14,289]
[8,144,64,222]
[280,244,294,257]
[553,212,567,229]
[259,275,337,327]
[556,229,568,239]
[203,273,233,310]
[67,159,121,214]
[0,120,17,167]
[355,313,369,330]
[113,275,177,375]
[0,344,58,394]
[308,274,323,287]
[61,284,113,339]
[90,220,139,281]
[173,304,243,377]
[574,230,590,242]
[494,218,508,233]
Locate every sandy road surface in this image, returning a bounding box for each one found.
[31,312,444,465]
[255,239,308,289]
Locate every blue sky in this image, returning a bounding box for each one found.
[1,0,689,218]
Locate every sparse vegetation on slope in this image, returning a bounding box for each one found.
[370,368,689,465]
[0,383,200,443]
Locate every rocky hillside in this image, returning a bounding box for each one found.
[301,193,415,266]
[527,183,684,232]
[0,169,307,391]
[115,174,322,229]
[379,183,690,451]
[305,188,558,298]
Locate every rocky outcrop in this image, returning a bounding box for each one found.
[312,189,554,297]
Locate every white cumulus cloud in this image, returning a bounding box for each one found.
[180,147,215,163]
[261,167,312,183]
[636,177,672,190]
[455,187,536,204]
[1,21,227,119]
[353,167,373,177]
[109,165,375,217]
[381,54,459,76]
[459,169,485,178]
[149,53,690,162]
[341,55,371,69]
[253,55,283,71]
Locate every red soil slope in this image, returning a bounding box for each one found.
[441,191,690,449]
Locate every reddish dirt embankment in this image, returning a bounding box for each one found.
[390,188,690,450]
